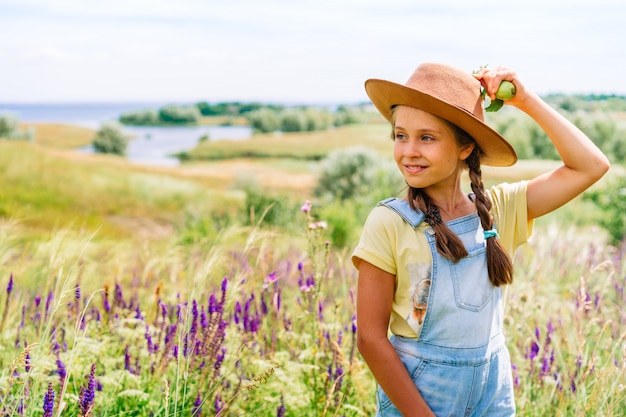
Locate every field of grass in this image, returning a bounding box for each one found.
[180,123,392,161]
[0,124,624,416]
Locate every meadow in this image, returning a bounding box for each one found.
[0,122,624,416]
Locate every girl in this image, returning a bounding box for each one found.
[352,63,609,416]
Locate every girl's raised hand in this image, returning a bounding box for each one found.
[472,65,529,110]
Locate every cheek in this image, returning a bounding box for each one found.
[393,142,403,160]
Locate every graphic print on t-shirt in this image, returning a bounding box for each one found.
[406,262,432,335]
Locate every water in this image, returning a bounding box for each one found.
[0,102,252,166]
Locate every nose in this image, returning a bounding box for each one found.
[403,139,422,158]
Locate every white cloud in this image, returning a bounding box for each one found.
[0,0,625,102]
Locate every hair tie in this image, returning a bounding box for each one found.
[483,229,499,240]
[425,207,442,226]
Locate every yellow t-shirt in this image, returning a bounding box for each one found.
[352,181,534,338]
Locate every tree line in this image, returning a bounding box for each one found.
[117,101,365,132]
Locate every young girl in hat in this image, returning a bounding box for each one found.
[352,63,610,416]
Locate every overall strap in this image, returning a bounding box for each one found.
[378,197,425,229]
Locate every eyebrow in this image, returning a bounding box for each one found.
[394,126,443,135]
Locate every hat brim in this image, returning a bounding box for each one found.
[365,79,517,167]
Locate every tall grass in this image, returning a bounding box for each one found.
[1,127,624,416]
[0,203,624,416]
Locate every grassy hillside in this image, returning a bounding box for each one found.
[1,122,619,244]
[181,122,393,161]
[0,140,244,241]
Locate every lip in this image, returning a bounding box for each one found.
[403,164,427,174]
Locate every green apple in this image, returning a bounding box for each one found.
[485,81,517,112]
[495,80,516,101]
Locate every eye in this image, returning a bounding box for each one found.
[421,134,435,142]
[394,132,407,141]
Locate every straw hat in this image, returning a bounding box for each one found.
[365,62,517,166]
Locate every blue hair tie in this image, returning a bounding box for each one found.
[483,229,499,240]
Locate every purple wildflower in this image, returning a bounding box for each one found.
[263,272,279,289]
[276,395,286,417]
[7,273,13,295]
[511,363,520,386]
[300,200,311,213]
[540,356,551,376]
[144,326,155,354]
[208,294,218,314]
[192,391,202,416]
[102,285,110,314]
[274,290,282,313]
[20,305,26,327]
[56,357,67,385]
[124,345,132,372]
[200,307,208,329]
[43,382,55,417]
[214,347,226,373]
[160,302,168,320]
[79,363,96,415]
[190,300,199,339]
[75,282,81,301]
[164,324,177,346]
[221,276,228,297]
[114,282,125,309]
[334,365,344,392]
[214,392,223,414]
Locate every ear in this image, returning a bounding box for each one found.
[459,143,475,161]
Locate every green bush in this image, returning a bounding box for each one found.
[569,112,626,164]
[319,200,361,248]
[333,105,362,127]
[92,122,130,156]
[584,175,626,244]
[0,114,33,141]
[303,108,333,131]
[158,105,201,124]
[119,109,160,126]
[280,109,308,132]
[314,146,404,207]
[245,108,281,133]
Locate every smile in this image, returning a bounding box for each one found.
[404,164,427,174]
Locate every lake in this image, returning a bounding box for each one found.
[0,102,253,166]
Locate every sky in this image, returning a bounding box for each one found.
[1,0,625,105]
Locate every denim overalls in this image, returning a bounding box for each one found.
[377,198,515,417]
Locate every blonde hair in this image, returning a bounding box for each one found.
[391,108,514,286]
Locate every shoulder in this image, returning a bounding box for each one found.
[487,181,529,212]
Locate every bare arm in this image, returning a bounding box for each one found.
[474,67,610,220]
[356,260,435,417]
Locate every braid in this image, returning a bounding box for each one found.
[409,188,468,262]
[466,149,514,286]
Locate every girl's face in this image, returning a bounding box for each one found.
[392,106,473,190]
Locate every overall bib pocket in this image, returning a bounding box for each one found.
[449,246,492,312]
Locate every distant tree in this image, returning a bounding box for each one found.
[0,114,33,141]
[315,146,403,204]
[245,108,281,133]
[119,109,160,125]
[280,109,307,132]
[584,176,626,244]
[304,108,333,131]
[159,105,201,124]
[334,105,361,126]
[92,122,130,156]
